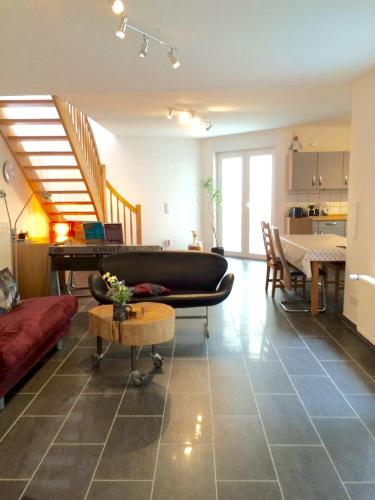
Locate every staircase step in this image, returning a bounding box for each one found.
[49,211,96,216]
[30,178,83,183]
[39,190,88,194]
[23,165,80,170]
[0,100,54,107]
[0,119,61,125]
[16,151,73,156]
[8,136,68,141]
[44,201,93,205]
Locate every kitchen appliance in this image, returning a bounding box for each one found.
[289,207,306,218]
[308,204,315,216]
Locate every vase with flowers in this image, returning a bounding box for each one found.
[102,272,133,321]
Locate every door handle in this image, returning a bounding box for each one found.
[344,175,348,186]
[312,176,316,187]
[325,222,337,226]
[319,176,323,186]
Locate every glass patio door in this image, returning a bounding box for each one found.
[217,149,273,258]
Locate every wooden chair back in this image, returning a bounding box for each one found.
[261,221,277,263]
[272,226,292,290]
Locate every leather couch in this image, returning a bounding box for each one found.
[0,295,78,409]
[88,250,234,309]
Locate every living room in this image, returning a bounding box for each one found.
[1,1,375,499]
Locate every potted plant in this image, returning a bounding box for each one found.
[102,272,133,321]
[200,177,224,255]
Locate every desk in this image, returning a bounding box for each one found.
[280,234,346,315]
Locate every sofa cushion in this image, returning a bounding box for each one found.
[0,267,21,315]
[0,296,77,375]
[131,283,171,297]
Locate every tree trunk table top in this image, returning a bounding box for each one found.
[89,302,175,346]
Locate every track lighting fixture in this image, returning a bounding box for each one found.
[112,0,125,15]
[168,48,181,69]
[166,108,213,132]
[110,3,181,68]
[116,16,128,39]
[139,36,150,58]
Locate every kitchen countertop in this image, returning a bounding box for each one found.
[309,214,347,221]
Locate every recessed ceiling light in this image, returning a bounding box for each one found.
[112,0,125,15]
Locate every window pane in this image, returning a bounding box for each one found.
[221,156,242,252]
[249,154,273,255]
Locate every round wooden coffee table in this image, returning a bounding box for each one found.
[89,302,175,386]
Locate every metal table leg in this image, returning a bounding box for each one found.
[92,336,104,368]
[131,345,144,386]
[150,344,164,368]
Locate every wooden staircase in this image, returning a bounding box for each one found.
[0,95,141,244]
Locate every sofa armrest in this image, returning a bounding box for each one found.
[88,273,112,304]
[217,273,235,294]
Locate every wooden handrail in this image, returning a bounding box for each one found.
[106,180,136,212]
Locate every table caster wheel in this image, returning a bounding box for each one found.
[133,374,143,387]
[91,355,102,369]
[153,357,163,369]
[151,352,164,369]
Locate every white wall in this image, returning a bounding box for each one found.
[0,135,49,270]
[91,122,201,249]
[344,68,375,344]
[200,125,351,246]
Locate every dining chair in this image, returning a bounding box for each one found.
[261,221,284,297]
[272,226,326,313]
[324,262,346,301]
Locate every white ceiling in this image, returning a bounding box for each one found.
[1,0,375,137]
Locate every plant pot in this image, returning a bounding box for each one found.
[211,246,225,256]
[113,302,129,322]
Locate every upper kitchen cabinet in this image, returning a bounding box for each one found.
[288,152,318,191]
[288,151,349,191]
[317,152,343,190]
[343,151,350,189]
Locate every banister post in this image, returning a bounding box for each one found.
[101,164,107,222]
[135,204,142,244]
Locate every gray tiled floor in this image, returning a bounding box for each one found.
[1,259,375,499]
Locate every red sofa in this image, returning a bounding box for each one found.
[0,295,78,409]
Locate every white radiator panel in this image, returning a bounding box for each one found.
[0,223,11,270]
[357,280,375,346]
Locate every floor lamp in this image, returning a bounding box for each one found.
[0,190,51,285]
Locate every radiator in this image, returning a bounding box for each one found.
[0,223,11,270]
[350,274,375,345]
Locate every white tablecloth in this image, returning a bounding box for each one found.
[280,234,347,278]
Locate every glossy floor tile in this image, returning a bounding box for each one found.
[217,480,282,500]
[271,445,349,500]
[313,417,375,482]
[153,444,216,499]
[1,259,375,499]
[256,394,320,444]
[23,444,102,500]
[213,415,276,480]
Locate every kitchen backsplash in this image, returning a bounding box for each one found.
[286,190,348,216]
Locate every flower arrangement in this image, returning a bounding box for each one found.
[102,272,132,304]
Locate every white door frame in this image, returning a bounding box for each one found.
[216,148,274,259]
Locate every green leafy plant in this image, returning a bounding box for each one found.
[102,272,132,304]
[200,176,223,247]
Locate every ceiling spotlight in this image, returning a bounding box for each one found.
[178,110,192,125]
[112,0,125,15]
[116,16,128,39]
[206,123,213,132]
[167,108,174,120]
[168,48,181,69]
[139,36,150,58]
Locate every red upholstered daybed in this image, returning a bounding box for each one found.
[0,295,78,409]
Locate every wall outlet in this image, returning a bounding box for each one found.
[162,239,171,249]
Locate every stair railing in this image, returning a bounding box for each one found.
[106,180,142,244]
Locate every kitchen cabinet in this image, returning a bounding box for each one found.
[289,152,317,191]
[343,152,350,189]
[288,151,349,191]
[317,152,344,190]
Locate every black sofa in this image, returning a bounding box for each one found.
[89,250,234,335]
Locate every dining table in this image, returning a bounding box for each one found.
[279,234,347,315]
